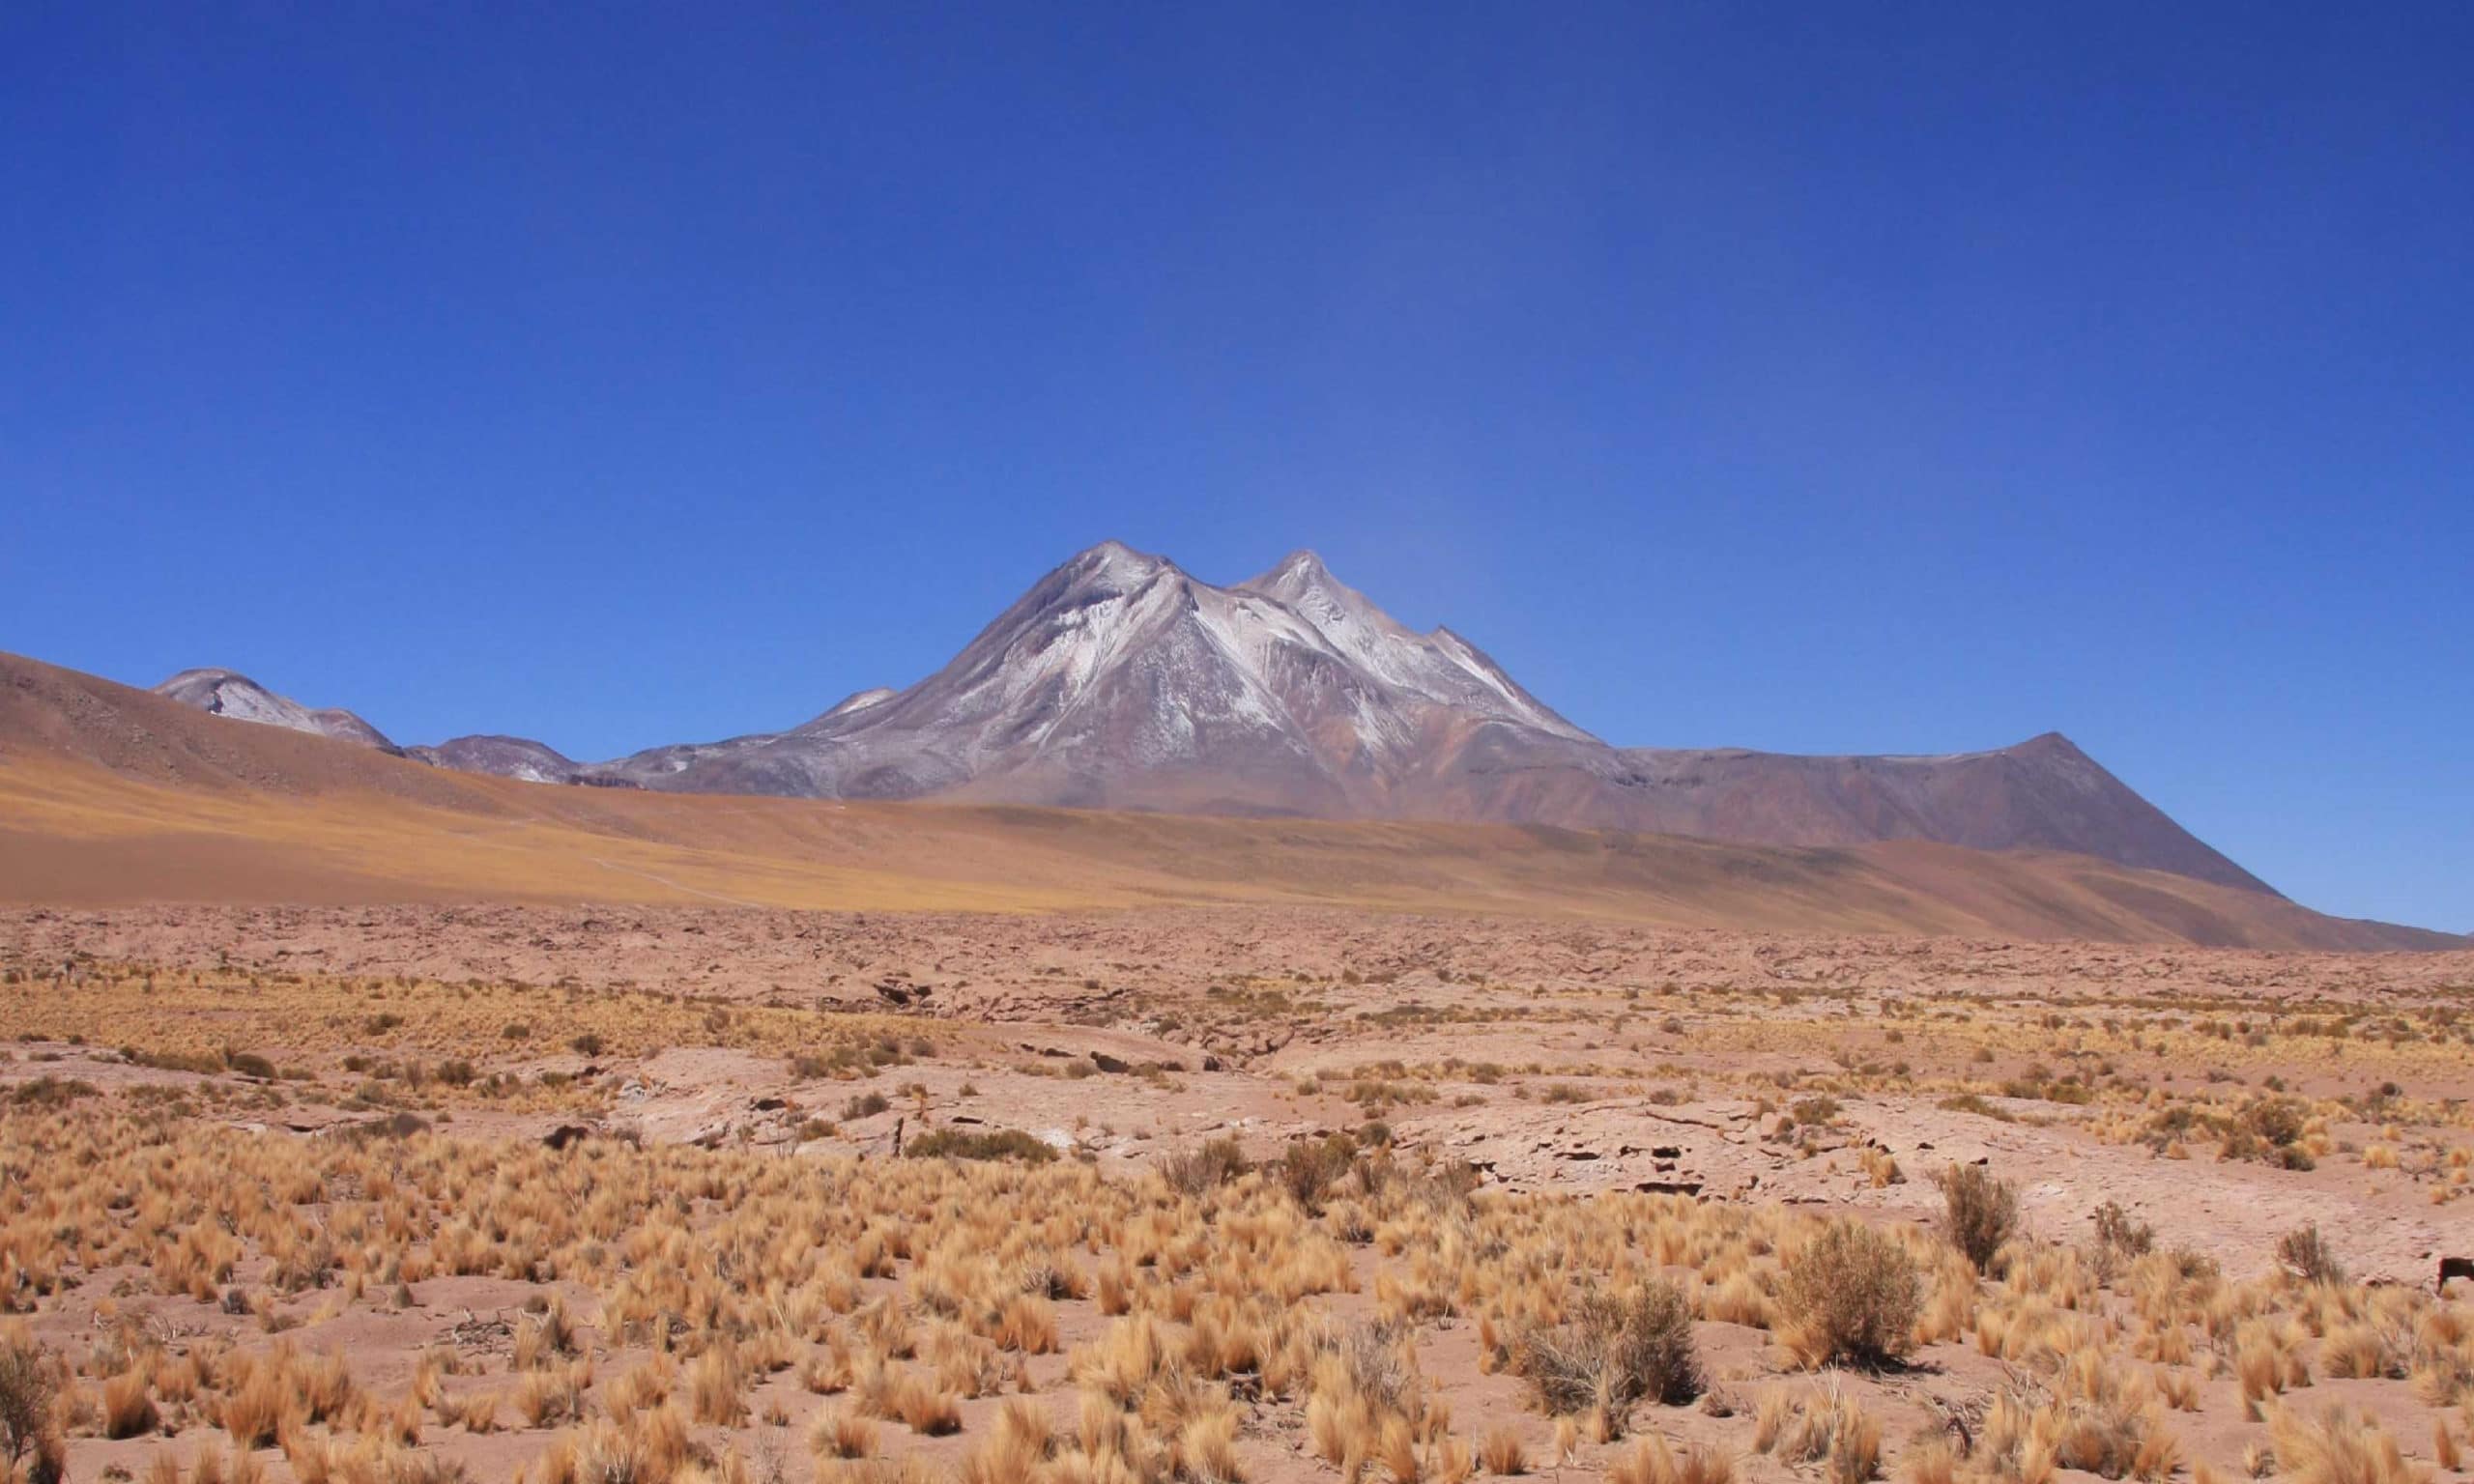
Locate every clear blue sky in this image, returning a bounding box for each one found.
[3,5,2467,930]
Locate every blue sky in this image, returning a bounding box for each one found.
[3,5,2467,929]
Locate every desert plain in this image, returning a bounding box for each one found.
[0,657,2470,1484]
[4,893,2472,1484]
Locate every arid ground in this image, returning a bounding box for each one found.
[2,901,2469,1484]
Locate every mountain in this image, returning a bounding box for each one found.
[1395,731,2275,894]
[133,541,2271,899]
[1,649,2460,951]
[583,542,2271,895]
[404,735,597,785]
[598,543,1594,813]
[152,668,400,753]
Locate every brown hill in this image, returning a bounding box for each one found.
[0,650,2452,951]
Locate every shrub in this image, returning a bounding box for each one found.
[226,1051,277,1080]
[219,1364,287,1447]
[905,1127,1055,1163]
[842,1091,891,1121]
[1756,1387,1880,1484]
[811,1406,876,1461]
[1515,1281,1702,1419]
[1936,1163,2020,1272]
[102,1369,158,1439]
[2278,1225,2345,1286]
[2091,1202,2155,1263]
[10,1076,98,1108]
[1777,1222,1922,1368]
[2269,1404,2422,1484]
[1481,1426,1528,1475]
[0,1336,60,1471]
[568,1033,605,1057]
[1160,1135,1249,1196]
[1281,1132,1359,1212]
[1612,1434,1737,1484]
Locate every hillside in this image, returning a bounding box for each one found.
[151,542,2268,896]
[2,650,2452,950]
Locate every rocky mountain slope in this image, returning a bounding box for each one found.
[7,649,2455,949]
[152,669,400,754]
[139,541,2268,896]
[402,734,599,786]
[585,543,2273,894]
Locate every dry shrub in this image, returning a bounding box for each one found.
[1176,1407,1241,1483]
[2278,1226,2346,1286]
[961,1397,1053,1484]
[1282,1133,1359,1212]
[1308,1388,1371,1470]
[1938,1164,2021,1273]
[1480,1426,1527,1475]
[1160,1136,1250,1197]
[1703,1272,1774,1329]
[0,1333,60,1472]
[2043,1360,2182,1481]
[1778,1223,1922,1368]
[102,1367,160,1439]
[812,1405,877,1461]
[2267,1405,2426,1484]
[219,1363,289,1449]
[1973,1388,2058,1484]
[1610,1434,1736,1484]
[2321,1320,2412,1381]
[1903,1439,1959,1484]
[896,1377,963,1435]
[297,1353,355,1424]
[1514,1281,1702,1418]
[1756,1385,1881,1484]
[2091,1203,2156,1265]
[995,1294,1057,1356]
[514,1299,576,1369]
[542,1417,646,1484]
[453,1388,500,1433]
[688,1344,744,1425]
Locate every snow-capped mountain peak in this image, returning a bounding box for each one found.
[1239,552,1595,743]
[590,541,1592,808]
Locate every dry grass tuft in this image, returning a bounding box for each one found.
[2267,1405,2428,1484]
[1756,1384,1880,1484]
[813,1405,878,1462]
[1480,1425,1528,1475]
[102,1367,160,1439]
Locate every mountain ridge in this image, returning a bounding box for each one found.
[2,647,2454,947]
[138,541,2272,899]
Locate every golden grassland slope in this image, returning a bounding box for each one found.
[0,652,2453,950]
